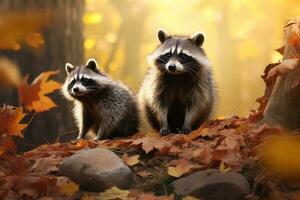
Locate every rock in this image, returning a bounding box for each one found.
[58,148,134,192]
[169,169,250,200]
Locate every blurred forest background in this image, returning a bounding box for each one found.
[0,0,299,150]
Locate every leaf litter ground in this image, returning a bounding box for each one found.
[0,115,288,200]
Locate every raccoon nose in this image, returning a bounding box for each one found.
[73,87,79,93]
[168,64,176,71]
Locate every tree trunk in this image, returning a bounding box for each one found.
[0,0,84,151]
[262,18,300,131]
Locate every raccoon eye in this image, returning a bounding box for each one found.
[70,79,76,86]
[81,78,90,85]
[164,52,172,59]
[179,53,188,59]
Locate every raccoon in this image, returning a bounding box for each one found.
[62,58,139,140]
[138,29,216,136]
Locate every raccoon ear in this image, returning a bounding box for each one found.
[65,63,74,74]
[85,58,98,72]
[191,32,205,47]
[157,29,169,43]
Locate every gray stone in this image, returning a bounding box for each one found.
[58,148,134,192]
[169,169,250,200]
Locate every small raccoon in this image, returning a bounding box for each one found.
[138,29,216,136]
[62,59,139,140]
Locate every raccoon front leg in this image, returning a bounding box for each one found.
[159,107,171,136]
[93,110,119,140]
[178,109,194,134]
[76,111,93,139]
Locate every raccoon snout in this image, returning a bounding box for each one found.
[73,87,80,94]
[168,64,176,71]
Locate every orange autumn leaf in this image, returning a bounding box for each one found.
[25,33,44,48]
[59,182,79,197]
[18,70,62,112]
[122,154,140,166]
[0,136,16,156]
[131,136,166,154]
[0,106,28,137]
[167,159,200,178]
[0,11,49,50]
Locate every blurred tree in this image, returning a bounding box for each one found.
[110,0,149,85]
[0,0,84,151]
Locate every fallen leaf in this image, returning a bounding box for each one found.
[167,159,200,178]
[31,156,62,175]
[2,176,57,199]
[267,58,299,79]
[59,182,79,197]
[0,106,28,137]
[219,162,231,172]
[97,186,130,200]
[182,196,200,200]
[0,136,16,155]
[122,154,140,166]
[131,136,166,154]
[136,170,151,178]
[18,70,62,112]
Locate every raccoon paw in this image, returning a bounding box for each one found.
[160,128,172,136]
[70,138,80,144]
[178,128,192,135]
[93,136,100,141]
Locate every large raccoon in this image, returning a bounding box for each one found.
[62,59,139,140]
[138,29,216,136]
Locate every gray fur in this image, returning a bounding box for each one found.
[138,31,216,136]
[62,59,139,140]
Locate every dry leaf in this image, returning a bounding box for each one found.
[0,106,28,137]
[267,58,299,79]
[25,33,44,48]
[167,159,200,178]
[97,186,130,200]
[59,182,79,197]
[182,196,200,200]
[18,70,62,112]
[136,170,151,178]
[0,11,49,50]
[0,57,21,87]
[219,162,231,172]
[122,154,140,166]
[131,136,166,154]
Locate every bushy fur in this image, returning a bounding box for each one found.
[138,30,216,136]
[62,59,139,140]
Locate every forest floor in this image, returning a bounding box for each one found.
[1,112,300,200]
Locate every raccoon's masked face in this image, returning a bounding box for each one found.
[63,59,107,99]
[149,29,210,75]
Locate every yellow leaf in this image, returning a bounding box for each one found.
[25,33,44,48]
[0,12,49,50]
[81,194,95,200]
[0,57,21,87]
[59,182,79,197]
[97,186,130,200]
[122,154,140,166]
[167,166,186,178]
[219,162,231,173]
[182,196,200,200]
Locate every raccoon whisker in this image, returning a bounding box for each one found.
[185,68,198,76]
[182,62,198,65]
[156,58,167,64]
